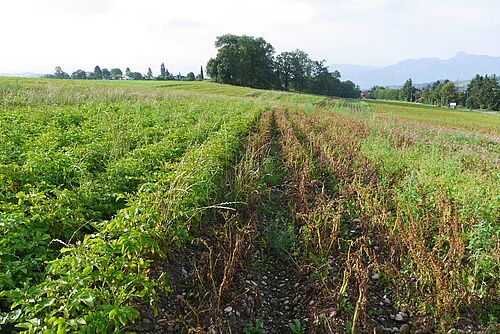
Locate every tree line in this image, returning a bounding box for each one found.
[43,64,204,81]
[371,75,500,111]
[206,34,361,98]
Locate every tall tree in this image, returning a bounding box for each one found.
[419,86,433,104]
[147,67,153,80]
[275,52,293,90]
[110,68,122,80]
[439,81,456,106]
[276,50,312,91]
[71,70,87,80]
[466,75,484,109]
[400,78,415,102]
[467,75,500,110]
[160,63,166,80]
[94,66,102,80]
[288,50,312,91]
[206,34,361,98]
[482,75,500,110]
[102,68,111,80]
[207,34,277,89]
[54,66,70,79]
[335,80,361,98]
[308,60,333,95]
[200,66,204,80]
[131,72,143,80]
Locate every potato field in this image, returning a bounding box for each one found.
[0,78,498,333]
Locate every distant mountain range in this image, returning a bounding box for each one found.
[0,72,43,78]
[331,52,500,89]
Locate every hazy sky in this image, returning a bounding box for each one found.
[1,0,499,75]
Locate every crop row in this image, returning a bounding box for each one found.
[0,82,266,332]
[272,102,498,331]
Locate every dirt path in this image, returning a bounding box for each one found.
[221,111,308,333]
[134,110,309,333]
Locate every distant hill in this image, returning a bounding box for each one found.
[331,52,500,89]
[0,72,43,78]
[387,79,471,91]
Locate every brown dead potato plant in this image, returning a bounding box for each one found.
[396,193,468,323]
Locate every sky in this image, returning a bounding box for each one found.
[1,0,499,75]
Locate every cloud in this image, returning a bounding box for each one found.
[0,0,498,74]
[47,0,113,17]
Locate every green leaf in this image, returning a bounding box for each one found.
[108,308,118,319]
[82,265,93,275]
[117,312,127,326]
[80,294,94,308]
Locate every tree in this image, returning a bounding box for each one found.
[206,58,218,81]
[467,75,500,110]
[439,81,456,106]
[400,78,415,102]
[102,68,111,80]
[308,60,333,95]
[207,34,277,89]
[275,52,293,90]
[338,80,361,98]
[131,72,143,80]
[200,66,204,80]
[372,87,400,100]
[160,63,166,80]
[466,75,484,109]
[331,70,341,80]
[419,86,432,104]
[456,90,467,107]
[371,74,498,111]
[482,75,500,110]
[71,69,87,80]
[288,50,312,91]
[54,66,70,79]
[147,67,153,80]
[110,68,122,80]
[276,50,312,91]
[94,66,102,80]
[158,63,172,80]
[186,72,195,81]
[206,34,360,98]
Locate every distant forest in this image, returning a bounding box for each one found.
[207,34,361,98]
[371,75,500,111]
[43,64,203,81]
